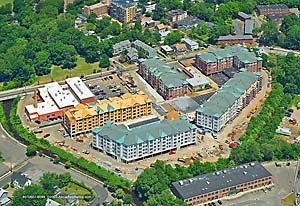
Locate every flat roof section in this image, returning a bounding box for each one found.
[171,162,272,199]
[66,77,95,101]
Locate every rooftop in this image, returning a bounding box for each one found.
[66,77,95,101]
[133,40,157,58]
[11,172,30,187]
[140,58,188,88]
[256,4,289,11]
[65,92,152,120]
[92,119,196,146]
[197,71,259,117]
[161,45,173,52]
[183,39,198,46]
[113,40,131,50]
[218,35,253,41]
[166,9,187,17]
[238,12,251,19]
[85,2,107,9]
[267,13,290,21]
[244,19,254,34]
[171,162,272,199]
[197,45,259,64]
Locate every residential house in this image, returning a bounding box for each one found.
[238,12,251,21]
[161,45,173,54]
[172,15,202,29]
[132,40,157,58]
[266,13,290,24]
[57,192,78,206]
[173,43,188,54]
[113,40,131,56]
[11,172,31,189]
[155,23,166,32]
[0,189,10,206]
[45,198,61,206]
[183,39,199,51]
[126,48,138,63]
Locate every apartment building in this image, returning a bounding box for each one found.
[166,9,188,23]
[92,119,197,163]
[132,40,157,58]
[113,40,131,56]
[195,45,262,75]
[256,4,290,16]
[83,3,108,17]
[171,162,272,205]
[109,2,136,23]
[195,71,262,132]
[64,92,152,136]
[138,58,188,100]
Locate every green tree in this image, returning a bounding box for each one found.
[99,54,110,68]
[39,172,60,193]
[123,194,132,204]
[260,21,279,46]
[26,145,37,156]
[164,31,183,45]
[11,184,49,206]
[116,188,125,199]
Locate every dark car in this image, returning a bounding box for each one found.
[217,200,222,205]
[35,120,41,124]
[43,133,50,138]
[286,162,291,166]
[285,112,292,117]
[109,76,113,79]
[288,109,294,113]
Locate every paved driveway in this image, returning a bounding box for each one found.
[0,125,27,176]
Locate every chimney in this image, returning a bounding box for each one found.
[34,90,38,108]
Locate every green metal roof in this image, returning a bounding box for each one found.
[107,104,115,112]
[141,58,188,88]
[197,45,259,64]
[197,71,258,117]
[93,119,195,146]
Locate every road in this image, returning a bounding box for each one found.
[0,156,109,205]
[258,46,300,57]
[0,66,137,102]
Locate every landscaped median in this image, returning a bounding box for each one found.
[0,97,131,190]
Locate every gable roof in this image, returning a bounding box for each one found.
[11,172,30,187]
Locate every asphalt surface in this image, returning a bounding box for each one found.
[0,125,27,176]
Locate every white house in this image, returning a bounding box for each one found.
[0,189,10,206]
[183,39,199,50]
[11,172,31,189]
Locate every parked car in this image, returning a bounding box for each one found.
[43,134,50,138]
[285,112,292,117]
[35,120,41,124]
[217,200,223,205]
[288,109,294,113]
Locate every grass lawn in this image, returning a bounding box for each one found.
[0,0,12,6]
[281,192,295,206]
[35,57,99,85]
[61,182,90,196]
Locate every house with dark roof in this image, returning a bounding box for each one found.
[171,162,272,205]
[196,71,262,132]
[195,44,262,75]
[267,13,290,24]
[256,4,290,16]
[126,48,138,63]
[166,9,187,23]
[92,119,197,162]
[0,188,10,206]
[138,58,189,100]
[57,192,78,206]
[11,172,31,189]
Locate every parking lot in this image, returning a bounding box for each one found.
[85,74,129,100]
[222,161,298,206]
